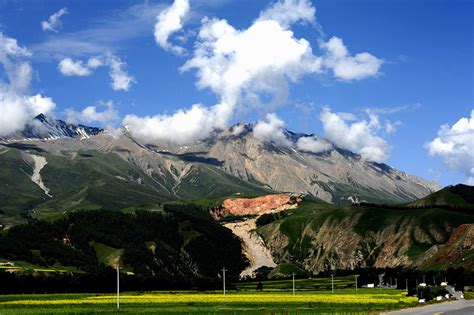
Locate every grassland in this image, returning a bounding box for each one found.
[236,275,356,291]
[0,289,417,314]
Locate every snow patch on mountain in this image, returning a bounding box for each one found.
[0,114,103,142]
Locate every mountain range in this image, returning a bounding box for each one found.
[2,114,471,280]
[0,114,439,227]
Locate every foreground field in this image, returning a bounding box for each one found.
[236,275,356,291]
[0,289,417,314]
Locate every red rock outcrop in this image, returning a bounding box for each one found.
[211,194,301,219]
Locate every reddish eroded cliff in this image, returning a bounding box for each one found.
[420,224,474,270]
[211,194,301,219]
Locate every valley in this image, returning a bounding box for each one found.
[0,115,472,308]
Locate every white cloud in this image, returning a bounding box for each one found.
[57,55,135,91]
[123,104,216,145]
[426,110,474,184]
[66,101,119,126]
[154,0,190,55]
[384,120,402,134]
[0,33,56,137]
[258,0,315,28]
[0,34,31,58]
[33,2,166,58]
[296,136,332,153]
[87,57,103,69]
[231,124,245,136]
[0,92,31,136]
[107,55,135,91]
[28,94,56,116]
[180,16,322,125]
[320,36,383,81]
[125,1,382,145]
[320,106,390,162]
[58,58,92,76]
[253,113,291,146]
[41,7,68,33]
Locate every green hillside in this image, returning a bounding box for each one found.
[406,184,474,211]
[0,144,272,227]
[0,149,49,226]
[0,205,247,281]
[256,199,474,272]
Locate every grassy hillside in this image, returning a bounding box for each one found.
[0,149,49,226]
[0,145,272,226]
[257,200,474,272]
[406,184,474,211]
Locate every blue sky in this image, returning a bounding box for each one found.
[0,0,472,186]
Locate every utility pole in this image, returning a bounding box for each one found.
[423,275,426,284]
[222,267,227,296]
[355,275,359,293]
[405,278,408,291]
[378,274,384,291]
[395,278,398,289]
[116,265,121,309]
[331,273,334,293]
[292,273,296,295]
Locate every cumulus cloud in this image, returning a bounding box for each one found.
[253,113,291,146]
[28,94,56,116]
[320,36,383,81]
[123,104,216,145]
[258,0,315,28]
[66,100,119,126]
[0,33,56,137]
[41,7,68,33]
[154,0,190,55]
[57,54,134,91]
[182,17,321,111]
[58,58,92,76]
[125,0,382,145]
[296,136,332,153]
[319,106,390,162]
[426,110,474,185]
[230,124,245,136]
[107,55,135,91]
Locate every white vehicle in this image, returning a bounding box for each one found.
[367,283,375,288]
[419,283,427,287]
[441,282,448,286]
[436,296,443,301]
[419,299,426,303]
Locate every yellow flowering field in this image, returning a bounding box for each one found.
[0,289,417,314]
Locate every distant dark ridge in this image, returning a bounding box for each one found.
[448,184,474,203]
[353,184,474,215]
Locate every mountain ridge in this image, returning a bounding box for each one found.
[0,114,439,227]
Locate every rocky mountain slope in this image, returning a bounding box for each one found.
[0,114,103,141]
[212,194,301,277]
[253,186,474,274]
[0,115,439,228]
